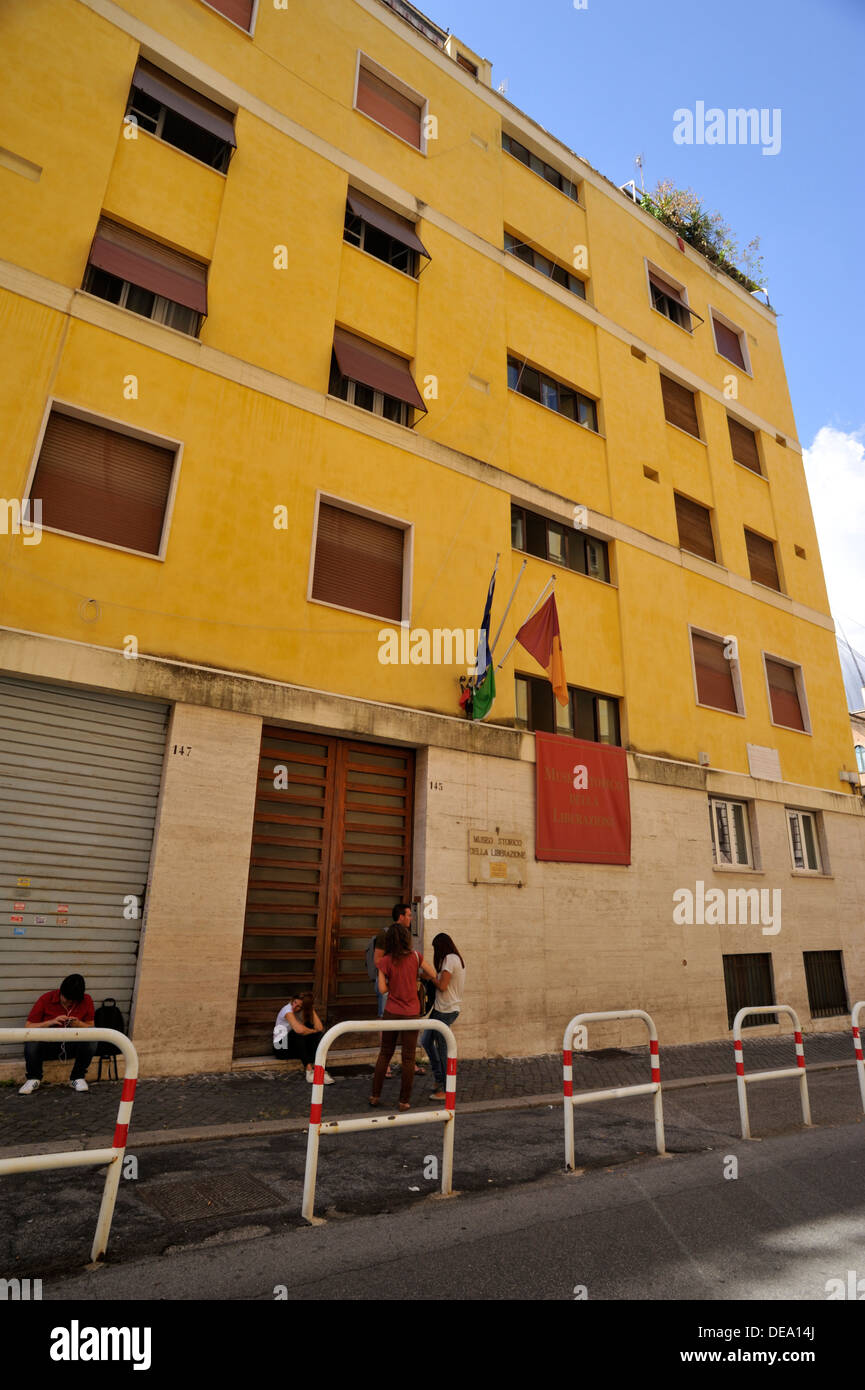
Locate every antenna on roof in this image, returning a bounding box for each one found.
[497,78,509,95]
[634,153,645,192]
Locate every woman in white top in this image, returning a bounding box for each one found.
[421,933,465,1101]
[272,991,335,1084]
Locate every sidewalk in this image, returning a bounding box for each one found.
[0,1031,855,1154]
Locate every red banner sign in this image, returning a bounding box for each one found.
[535,731,631,864]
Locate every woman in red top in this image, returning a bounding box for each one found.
[370,920,436,1110]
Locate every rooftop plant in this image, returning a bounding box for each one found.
[640,179,766,295]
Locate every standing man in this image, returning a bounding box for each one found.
[18,973,97,1094]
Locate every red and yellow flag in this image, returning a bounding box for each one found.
[515,594,567,705]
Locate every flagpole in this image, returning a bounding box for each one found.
[494,575,556,673]
[489,560,527,657]
[471,552,500,684]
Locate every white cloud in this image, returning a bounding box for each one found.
[802,426,865,646]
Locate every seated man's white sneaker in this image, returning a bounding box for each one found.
[305,1067,314,1083]
[18,1079,40,1095]
[70,1078,89,1092]
[323,1071,335,1084]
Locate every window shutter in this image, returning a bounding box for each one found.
[745,529,781,590]
[661,376,700,437]
[356,66,422,148]
[727,417,761,474]
[29,412,175,555]
[312,502,404,621]
[713,317,746,369]
[131,59,236,146]
[766,658,805,730]
[675,495,715,562]
[693,633,738,712]
[204,0,255,30]
[87,219,208,314]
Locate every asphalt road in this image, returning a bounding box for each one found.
[3,1069,864,1303]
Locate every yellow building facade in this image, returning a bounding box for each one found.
[1,0,863,1075]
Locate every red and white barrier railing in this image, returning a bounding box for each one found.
[562,1009,665,1170]
[732,1006,811,1139]
[301,1018,457,1223]
[851,1002,865,1113]
[0,1027,138,1262]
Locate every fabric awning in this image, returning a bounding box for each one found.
[132,59,236,147]
[346,190,429,258]
[649,270,704,325]
[88,219,208,315]
[333,328,426,412]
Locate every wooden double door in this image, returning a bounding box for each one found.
[233,726,414,1057]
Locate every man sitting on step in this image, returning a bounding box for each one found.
[18,973,96,1095]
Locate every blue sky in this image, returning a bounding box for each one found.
[432,0,865,663]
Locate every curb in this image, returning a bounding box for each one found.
[0,1058,856,1160]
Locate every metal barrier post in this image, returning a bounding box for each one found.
[563,1009,665,1170]
[851,1002,865,1114]
[301,1018,457,1223]
[732,1006,811,1140]
[0,1027,139,1262]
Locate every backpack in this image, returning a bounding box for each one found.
[94,998,125,1057]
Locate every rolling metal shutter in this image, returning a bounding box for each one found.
[675,493,716,563]
[745,528,781,591]
[660,375,701,437]
[0,678,168,1058]
[311,500,406,622]
[728,417,762,474]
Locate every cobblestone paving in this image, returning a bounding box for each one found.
[0,1031,853,1148]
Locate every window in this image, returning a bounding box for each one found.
[508,357,598,430]
[82,219,206,336]
[712,312,748,370]
[709,797,753,867]
[27,408,176,557]
[504,233,586,299]
[691,631,742,714]
[764,656,808,732]
[744,529,781,591]
[329,328,425,426]
[501,133,579,201]
[803,951,848,1019]
[660,376,701,437]
[728,417,762,474]
[856,745,865,773]
[456,53,478,76]
[787,809,822,872]
[201,0,255,31]
[675,494,716,563]
[511,504,609,581]
[310,499,406,621]
[355,59,424,149]
[723,954,775,1029]
[515,674,620,743]
[343,191,428,276]
[126,60,235,172]
[647,268,699,331]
